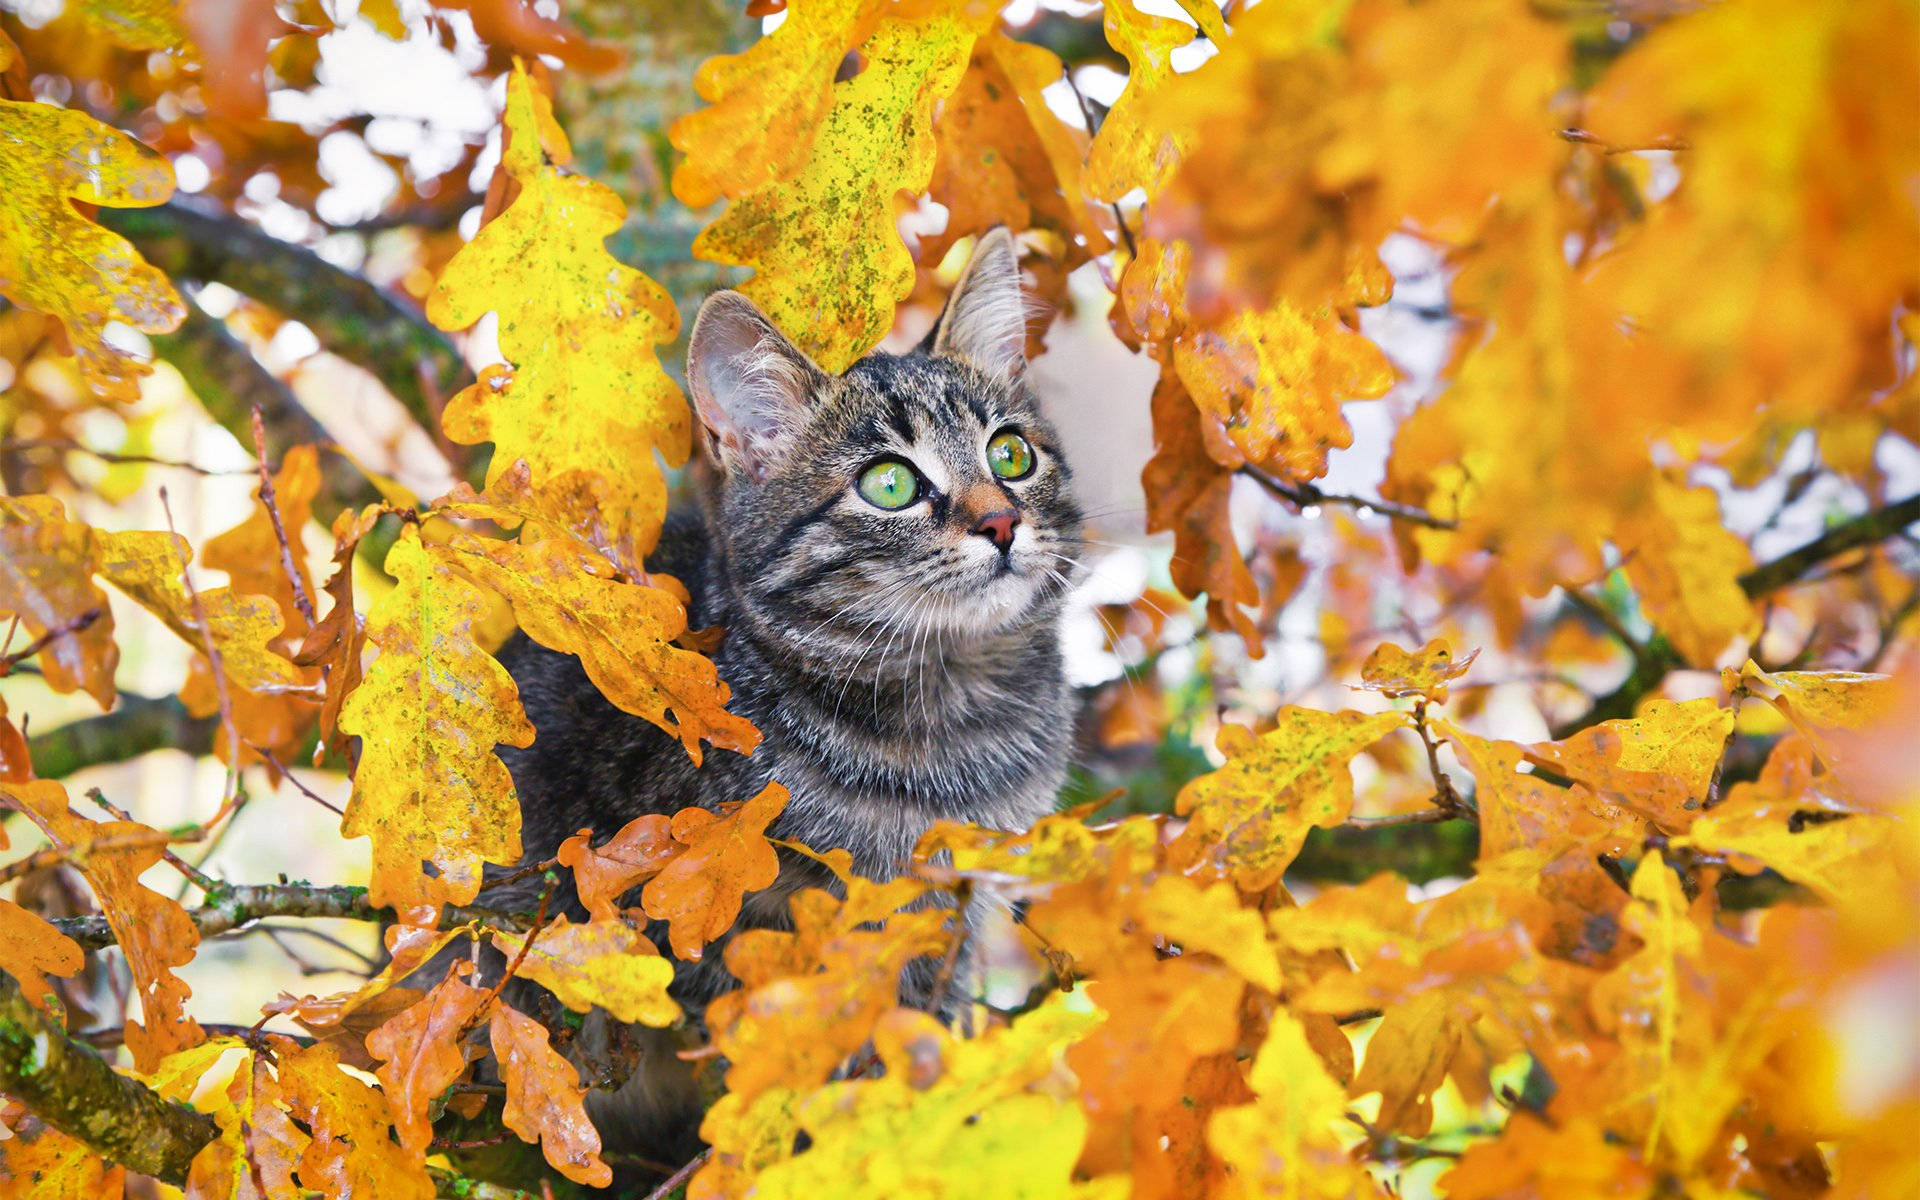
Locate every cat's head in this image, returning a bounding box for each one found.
[686,230,1083,653]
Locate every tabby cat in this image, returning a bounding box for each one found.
[494,229,1085,1158]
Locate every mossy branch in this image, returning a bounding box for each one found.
[0,969,216,1184]
[100,200,468,440]
[23,694,218,780]
[50,882,537,953]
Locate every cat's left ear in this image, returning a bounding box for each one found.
[930,227,1028,380]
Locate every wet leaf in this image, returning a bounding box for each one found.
[490,1003,611,1186]
[489,916,679,1027]
[365,966,488,1157]
[1356,637,1480,703]
[642,783,788,960]
[0,497,117,709]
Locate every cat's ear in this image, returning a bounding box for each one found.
[930,227,1028,380]
[688,291,828,481]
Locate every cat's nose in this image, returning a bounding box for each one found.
[971,509,1020,553]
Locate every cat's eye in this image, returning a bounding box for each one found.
[986,430,1035,480]
[857,459,921,510]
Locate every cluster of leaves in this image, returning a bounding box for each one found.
[1,0,1917,1198]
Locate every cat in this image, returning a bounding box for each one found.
[492,229,1086,1161]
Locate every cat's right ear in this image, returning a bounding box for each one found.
[688,292,828,481]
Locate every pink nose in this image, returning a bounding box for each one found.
[972,509,1020,552]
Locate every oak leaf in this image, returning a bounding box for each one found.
[1356,637,1480,703]
[274,1035,433,1200]
[490,1004,611,1187]
[669,0,890,209]
[0,778,201,1071]
[0,899,82,1014]
[1207,1010,1387,1200]
[557,813,679,922]
[0,96,184,401]
[365,966,489,1157]
[428,67,690,567]
[0,1113,124,1199]
[0,497,118,708]
[489,916,679,1027]
[434,530,758,764]
[1171,709,1407,889]
[337,529,533,911]
[1084,0,1207,202]
[1525,697,1734,833]
[693,4,983,371]
[1617,475,1759,667]
[641,783,788,960]
[1440,1113,1654,1200]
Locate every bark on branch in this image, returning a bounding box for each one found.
[99,200,469,442]
[23,694,218,780]
[1554,492,1920,738]
[0,970,216,1185]
[50,882,537,953]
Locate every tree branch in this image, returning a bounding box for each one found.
[23,693,218,779]
[0,970,216,1185]
[1552,493,1920,738]
[151,304,373,515]
[99,200,469,444]
[50,882,538,952]
[1242,467,1458,531]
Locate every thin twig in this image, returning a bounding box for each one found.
[0,608,103,675]
[1559,127,1688,154]
[1241,467,1458,531]
[458,872,561,1042]
[926,879,973,1019]
[159,486,242,820]
[250,407,319,628]
[250,744,346,815]
[643,1149,713,1200]
[0,436,260,477]
[84,787,220,894]
[1060,69,1136,259]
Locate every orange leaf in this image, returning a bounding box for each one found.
[0,778,201,1071]
[274,1036,433,1200]
[0,496,118,709]
[557,814,679,923]
[642,783,788,961]
[1356,637,1480,703]
[0,898,82,1013]
[490,1004,611,1187]
[1526,697,1734,833]
[365,966,488,1156]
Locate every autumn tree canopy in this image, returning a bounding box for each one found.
[1,1,1916,1198]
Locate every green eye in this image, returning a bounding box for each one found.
[857,459,921,510]
[987,431,1035,480]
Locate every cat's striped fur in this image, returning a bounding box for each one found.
[494,230,1084,1159]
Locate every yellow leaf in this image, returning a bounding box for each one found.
[0,99,183,402]
[1617,475,1758,667]
[1350,991,1461,1138]
[1207,1009,1386,1200]
[337,529,533,911]
[739,999,1121,1199]
[0,496,118,708]
[1356,637,1480,703]
[92,529,305,694]
[274,1036,433,1200]
[1526,696,1734,833]
[1687,737,1902,905]
[489,916,679,1027]
[693,6,982,371]
[1739,661,1899,783]
[669,0,890,209]
[0,1114,124,1198]
[1170,295,1394,485]
[1135,874,1279,992]
[433,531,758,764]
[427,67,689,568]
[1085,0,1208,202]
[1171,708,1407,890]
